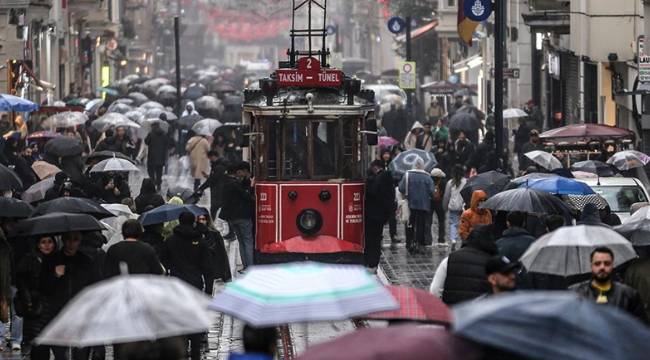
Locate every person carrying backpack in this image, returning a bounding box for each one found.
[443,164,467,249]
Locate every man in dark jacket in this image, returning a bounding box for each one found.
[442,225,497,304]
[496,211,536,261]
[95,126,135,157]
[135,179,165,214]
[104,220,164,278]
[197,151,229,219]
[144,123,170,191]
[364,160,395,269]
[571,247,647,323]
[518,129,544,171]
[219,162,254,270]
[578,203,609,227]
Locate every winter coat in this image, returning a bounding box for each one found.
[198,158,229,206]
[365,169,396,221]
[15,251,52,342]
[95,135,134,157]
[625,258,650,321]
[398,169,435,212]
[135,179,165,213]
[197,224,232,282]
[186,136,210,179]
[0,231,11,305]
[571,280,648,323]
[459,190,492,241]
[443,178,467,212]
[496,227,536,261]
[455,139,475,166]
[145,128,171,166]
[382,108,408,142]
[403,121,423,150]
[578,203,610,227]
[161,224,214,293]
[442,225,497,304]
[41,250,97,313]
[415,131,435,152]
[141,229,165,257]
[220,177,253,221]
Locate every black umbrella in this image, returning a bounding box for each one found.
[388,149,438,180]
[127,92,149,106]
[183,85,206,100]
[33,197,114,219]
[44,137,83,157]
[17,212,104,236]
[178,113,203,129]
[571,160,615,177]
[460,171,510,204]
[480,188,571,215]
[167,186,199,204]
[0,197,33,218]
[85,151,134,165]
[211,82,235,92]
[0,164,23,190]
[449,112,479,134]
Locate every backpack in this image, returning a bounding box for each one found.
[448,179,466,212]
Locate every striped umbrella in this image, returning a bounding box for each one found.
[209,262,398,327]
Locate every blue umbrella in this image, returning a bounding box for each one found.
[518,176,594,195]
[138,204,208,226]
[453,291,650,360]
[0,94,39,112]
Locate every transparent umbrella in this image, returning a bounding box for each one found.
[503,108,528,119]
[145,108,177,121]
[42,112,89,129]
[92,113,141,132]
[138,101,165,111]
[191,118,222,136]
[606,150,650,171]
[524,150,563,170]
[127,92,149,106]
[106,102,133,114]
[124,110,146,124]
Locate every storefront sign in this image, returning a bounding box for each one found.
[638,36,650,83]
[275,57,343,87]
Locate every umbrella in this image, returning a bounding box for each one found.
[606,150,650,171]
[524,150,562,170]
[142,78,170,90]
[364,286,451,325]
[145,108,177,121]
[571,160,616,177]
[114,98,135,106]
[140,118,170,135]
[191,118,222,136]
[21,177,55,204]
[297,326,480,360]
[31,161,61,180]
[124,110,146,124]
[183,85,206,100]
[453,291,650,360]
[166,186,199,204]
[90,157,140,173]
[85,99,104,114]
[561,194,609,212]
[127,92,148,106]
[520,225,637,276]
[92,113,141,132]
[17,212,104,236]
[0,164,23,190]
[101,203,136,218]
[138,204,208,226]
[106,102,133,114]
[0,197,33,218]
[212,82,235,92]
[454,88,477,97]
[460,171,510,204]
[508,173,558,189]
[194,96,219,112]
[86,151,134,165]
[33,197,114,219]
[98,86,121,96]
[208,262,398,326]
[27,131,60,141]
[36,275,213,347]
[378,136,399,149]
[449,112,479,134]
[42,112,89,128]
[572,171,599,179]
[0,94,39,112]
[503,108,528,119]
[480,188,571,215]
[177,113,203,128]
[519,176,595,196]
[44,137,83,157]
[388,149,438,179]
[615,206,650,246]
[138,101,165,111]
[156,85,177,96]
[540,123,634,140]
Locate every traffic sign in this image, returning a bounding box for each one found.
[638,36,650,83]
[464,0,493,22]
[326,25,337,36]
[490,68,520,79]
[387,17,406,34]
[399,61,416,89]
[275,57,343,88]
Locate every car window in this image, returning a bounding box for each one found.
[591,185,648,213]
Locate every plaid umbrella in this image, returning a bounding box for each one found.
[561,194,609,211]
[364,286,451,326]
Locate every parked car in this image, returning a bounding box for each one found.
[582,177,650,222]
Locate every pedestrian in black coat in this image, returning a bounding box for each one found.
[496,211,536,261]
[197,152,229,219]
[364,160,396,269]
[144,124,170,190]
[196,214,232,282]
[135,179,165,214]
[97,173,131,204]
[141,223,165,258]
[104,220,164,278]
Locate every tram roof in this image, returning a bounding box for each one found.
[243,87,375,116]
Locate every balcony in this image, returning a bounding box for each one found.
[523,0,570,34]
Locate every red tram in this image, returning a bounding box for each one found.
[242,0,377,264]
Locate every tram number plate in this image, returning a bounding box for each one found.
[276,57,343,87]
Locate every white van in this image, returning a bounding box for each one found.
[581,177,650,222]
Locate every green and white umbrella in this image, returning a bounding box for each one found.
[209,262,398,327]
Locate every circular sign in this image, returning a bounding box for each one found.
[464,0,493,22]
[387,17,406,34]
[326,25,337,36]
[448,74,460,84]
[402,63,413,73]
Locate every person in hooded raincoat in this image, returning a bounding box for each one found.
[403,121,423,150]
[459,190,492,241]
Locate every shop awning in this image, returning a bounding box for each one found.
[396,20,439,42]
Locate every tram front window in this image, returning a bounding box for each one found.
[312,121,336,177]
[283,120,309,178]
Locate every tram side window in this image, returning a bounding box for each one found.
[312,121,336,177]
[283,120,309,178]
[340,117,361,180]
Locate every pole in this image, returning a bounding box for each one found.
[405,16,413,121]
[494,0,506,169]
[174,16,181,118]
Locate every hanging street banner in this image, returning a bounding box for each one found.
[464,0,493,22]
[638,36,650,83]
[387,17,406,34]
[399,61,417,89]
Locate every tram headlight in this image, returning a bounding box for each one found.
[296,209,323,236]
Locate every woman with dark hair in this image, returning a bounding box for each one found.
[442,164,468,247]
[196,213,231,283]
[135,179,165,214]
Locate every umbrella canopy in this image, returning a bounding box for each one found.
[113,98,135,106]
[460,171,510,204]
[615,206,650,246]
[524,150,562,170]
[480,188,571,215]
[0,164,23,190]
[503,108,528,119]
[191,118,222,136]
[378,136,399,149]
[388,149,438,179]
[520,225,637,276]
[85,99,104,113]
[212,82,235,92]
[21,177,55,204]
[145,108,177,121]
[44,137,83,157]
[540,123,634,140]
[31,161,61,180]
[27,131,60,141]
[42,112,89,129]
[156,85,177,95]
[449,112,479,134]
[101,203,135,218]
[194,95,219,111]
[297,326,480,360]
[508,173,558,189]
[561,194,609,212]
[17,212,104,236]
[183,85,206,100]
[138,204,208,226]
[209,262,398,326]
[33,197,114,219]
[36,275,213,347]
[138,101,164,111]
[166,186,199,204]
[106,102,133,114]
[453,291,650,360]
[571,160,616,177]
[127,92,149,106]
[606,150,650,171]
[519,176,595,196]
[365,286,451,325]
[142,78,170,90]
[86,151,134,165]
[90,158,140,173]
[92,113,141,132]
[177,113,203,128]
[0,197,33,218]
[139,118,170,137]
[0,94,39,112]
[124,110,146,124]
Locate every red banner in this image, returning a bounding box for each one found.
[276,57,343,88]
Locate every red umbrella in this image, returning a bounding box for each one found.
[297,326,481,360]
[365,286,451,326]
[378,136,399,149]
[540,123,633,139]
[27,131,60,141]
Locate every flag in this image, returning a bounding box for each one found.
[458,0,480,45]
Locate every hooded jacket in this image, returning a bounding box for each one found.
[161,224,214,293]
[459,190,492,241]
[496,227,536,261]
[135,179,165,213]
[578,203,610,227]
[403,121,423,150]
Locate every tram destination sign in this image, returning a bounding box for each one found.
[275,57,343,87]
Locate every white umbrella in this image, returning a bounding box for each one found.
[90,157,140,173]
[106,102,133,114]
[85,99,104,113]
[520,225,637,276]
[21,177,55,204]
[101,203,136,218]
[191,118,222,136]
[124,110,146,124]
[42,112,89,129]
[606,150,650,171]
[145,108,178,121]
[92,113,141,132]
[209,262,398,327]
[503,108,528,119]
[138,101,165,111]
[524,150,563,170]
[615,206,650,246]
[36,275,213,347]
